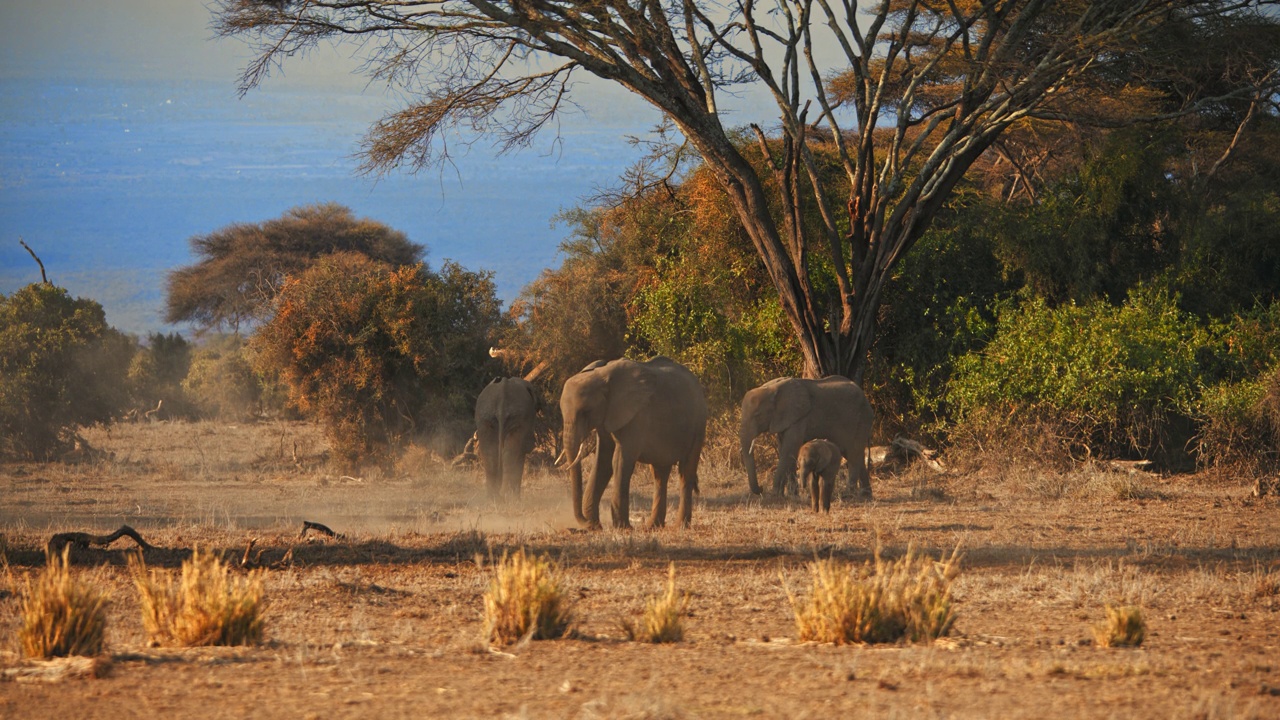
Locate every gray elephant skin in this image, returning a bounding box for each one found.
[798,439,841,512]
[739,376,874,499]
[475,377,539,499]
[559,357,707,529]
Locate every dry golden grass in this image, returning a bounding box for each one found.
[131,547,265,647]
[18,549,108,658]
[1093,604,1146,647]
[623,563,690,643]
[789,545,961,645]
[482,548,573,645]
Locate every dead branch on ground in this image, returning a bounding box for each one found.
[47,525,156,554]
[300,520,344,540]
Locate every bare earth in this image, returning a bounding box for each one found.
[2,421,1278,719]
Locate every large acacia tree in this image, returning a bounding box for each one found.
[215,0,1280,379]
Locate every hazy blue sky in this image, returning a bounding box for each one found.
[0,2,665,333]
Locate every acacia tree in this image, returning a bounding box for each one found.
[215,0,1279,379]
[166,202,424,334]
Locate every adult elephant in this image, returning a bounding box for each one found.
[739,376,874,499]
[475,377,539,499]
[558,357,707,529]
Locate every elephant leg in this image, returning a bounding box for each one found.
[649,464,672,529]
[610,444,638,530]
[501,444,524,499]
[773,431,803,496]
[821,469,835,512]
[478,428,502,500]
[849,442,872,500]
[584,434,615,530]
[675,451,699,528]
[807,471,818,512]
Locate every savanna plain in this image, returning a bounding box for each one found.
[2,420,1278,719]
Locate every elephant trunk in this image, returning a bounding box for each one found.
[741,425,763,495]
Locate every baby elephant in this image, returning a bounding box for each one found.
[798,439,842,512]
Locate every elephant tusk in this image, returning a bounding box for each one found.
[560,441,591,471]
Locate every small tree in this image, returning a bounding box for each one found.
[0,283,133,459]
[165,203,425,334]
[182,338,263,421]
[128,332,196,419]
[252,253,502,468]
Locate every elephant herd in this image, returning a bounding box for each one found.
[473,357,874,529]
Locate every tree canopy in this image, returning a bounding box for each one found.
[165,203,425,333]
[215,0,1280,380]
[0,284,134,459]
[251,253,504,467]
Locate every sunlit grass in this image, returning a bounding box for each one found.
[1093,604,1146,648]
[789,544,961,645]
[623,563,690,643]
[483,548,573,645]
[131,547,265,647]
[19,549,108,658]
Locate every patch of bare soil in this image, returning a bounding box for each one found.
[2,421,1279,719]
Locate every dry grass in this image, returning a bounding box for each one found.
[1093,604,1146,647]
[18,549,108,658]
[131,547,265,647]
[482,548,573,645]
[623,563,690,643]
[789,544,961,645]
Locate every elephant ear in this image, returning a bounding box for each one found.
[604,363,654,434]
[768,378,811,433]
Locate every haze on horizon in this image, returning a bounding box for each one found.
[0,1,664,334]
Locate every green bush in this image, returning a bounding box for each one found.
[948,287,1206,459]
[127,332,196,419]
[182,339,263,421]
[0,283,133,459]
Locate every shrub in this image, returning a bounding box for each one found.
[127,332,197,419]
[19,549,108,658]
[182,339,263,420]
[789,546,960,645]
[623,564,690,643]
[483,549,573,645]
[131,548,265,647]
[1093,605,1146,647]
[948,287,1205,460]
[0,283,134,459]
[252,253,503,469]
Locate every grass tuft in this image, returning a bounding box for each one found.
[131,547,265,646]
[483,548,573,645]
[789,544,961,645]
[1093,604,1146,647]
[19,549,108,658]
[623,563,690,643]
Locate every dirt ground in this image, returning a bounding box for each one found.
[2,420,1278,719]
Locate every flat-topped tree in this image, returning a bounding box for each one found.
[214,1,1280,380]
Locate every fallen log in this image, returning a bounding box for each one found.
[300,520,344,540]
[47,525,155,555]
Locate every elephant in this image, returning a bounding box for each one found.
[558,357,707,529]
[739,376,874,499]
[474,377,539,499]
[798,439,842,512]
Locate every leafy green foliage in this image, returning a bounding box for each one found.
[503,159,800,417]
[127,332,196,419]
[251,253,502,468]
[949,287,1207,459]
[165,203,425,333]
[0,284,133,459]
[182,338,263,421]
